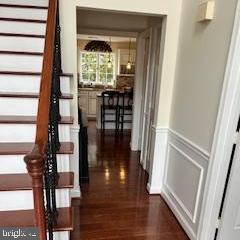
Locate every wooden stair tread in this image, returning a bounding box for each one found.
[0,17,46,24]
[0,207,74,231]
[0,4,48,10]
[0,71,73,77]
[0,172,74,191]
[0,116,73,124]
[0,142,74,155]
[0,50,43,56]
[0,33,44,38]
[0,92,73,99]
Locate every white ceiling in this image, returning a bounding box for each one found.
[77,34,136,42]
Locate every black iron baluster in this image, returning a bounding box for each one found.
[44,2,63,239]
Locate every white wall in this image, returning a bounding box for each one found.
[59,0,183,133]
[59,0,80,197]
[160,0,238,239]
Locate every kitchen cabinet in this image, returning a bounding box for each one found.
[78,89,102,118]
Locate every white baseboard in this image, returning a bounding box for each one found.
[70,188,81,198]
[147,182,161,194]
[161,188,197,240]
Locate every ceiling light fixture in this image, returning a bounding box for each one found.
[107,37,112,69]
[126,38,132,70]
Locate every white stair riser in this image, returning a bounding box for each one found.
[0,124,71,142]
[0,98,71,116]
[0,0,49,7]
[0,155,70,174]
[0,189,70,211]
[0,36,44,52]
[0,21,46,35]
[0,7,47,21]
[0,75,71,94]
[0,54,43,72]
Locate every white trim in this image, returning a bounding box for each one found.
[146,182,161,194]
[70,189,81,198]
[70,124,80,133]
[168,129,210,161]
[165,142,204,223]
[131,34,146,151]
[161,188,197,240]
[79,51,116,85]
[151,125,169,133]
[198,1,240,239]
[147,125,168,194]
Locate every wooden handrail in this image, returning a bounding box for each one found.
[24,1,59,240]
[36,0,58,151]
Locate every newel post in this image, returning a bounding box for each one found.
[24,145,47,240]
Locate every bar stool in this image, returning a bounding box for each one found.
[118,89,133,131]
[101,90,120,130]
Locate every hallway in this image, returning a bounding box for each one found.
[71,122,189,240]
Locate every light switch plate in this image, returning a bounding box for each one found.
[197,1,215,22]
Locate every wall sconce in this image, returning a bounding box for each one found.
[197,1,215,22]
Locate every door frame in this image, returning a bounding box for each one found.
[131,29,152,151]
[198,1,240,239]
[139,29,153,168]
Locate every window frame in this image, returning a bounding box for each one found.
[80,50,116,85]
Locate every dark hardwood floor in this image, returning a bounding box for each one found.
[71,121,189,240]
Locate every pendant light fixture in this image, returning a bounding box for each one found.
[126,38,132,70]
[107,37,112,69]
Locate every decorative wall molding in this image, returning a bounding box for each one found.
[70,124,80,195]
[165,143,204,223]
[168,129,210,161]
[147,126,210,239]
[162,129,209,240]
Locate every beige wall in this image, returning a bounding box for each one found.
[58,0,182,194]
[170,0,237,152]
[59,0,183,128]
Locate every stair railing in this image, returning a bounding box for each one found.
[24,1,62,240]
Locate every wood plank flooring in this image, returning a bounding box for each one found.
[71,122,189,240]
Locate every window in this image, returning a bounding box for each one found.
[80,51,115,85]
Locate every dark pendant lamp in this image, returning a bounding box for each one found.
[84,40,112,52]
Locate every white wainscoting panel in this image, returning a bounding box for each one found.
[70,125,81,198]
[147,126,168,194]
[162,130,209,240]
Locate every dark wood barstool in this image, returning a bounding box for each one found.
[118,89,133,131]
[101,90,120,130]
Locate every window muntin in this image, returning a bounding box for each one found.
[80,51,115,85]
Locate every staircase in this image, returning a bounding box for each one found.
[0,1,74,240]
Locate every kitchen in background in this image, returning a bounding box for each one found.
[77,35,136,120]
